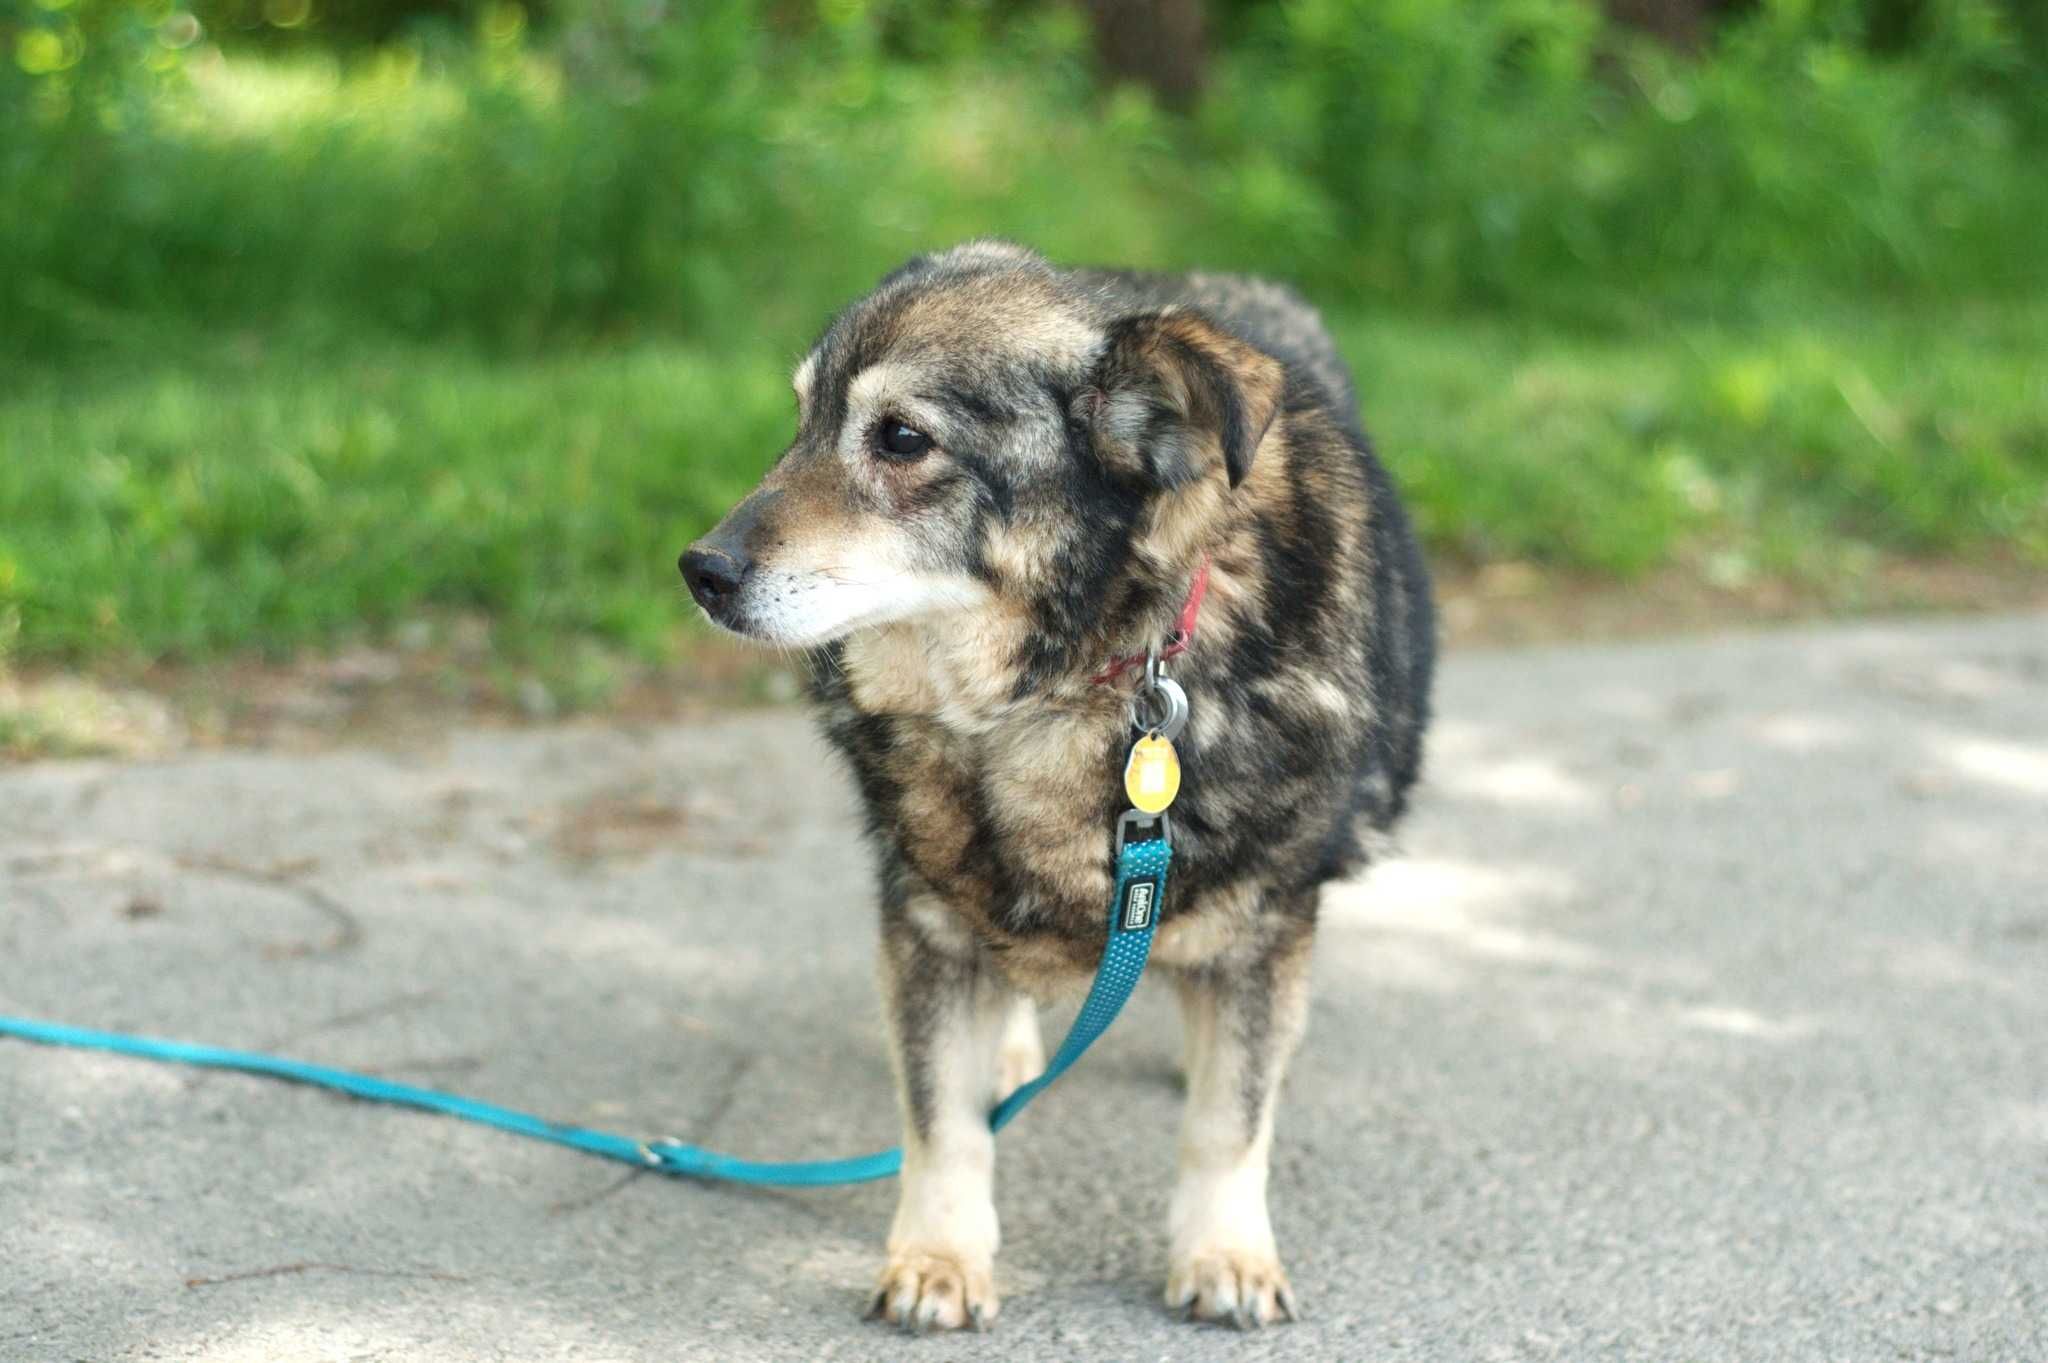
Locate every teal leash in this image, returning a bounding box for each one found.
[3,592,1209,1188]
[0,828,1172,1188]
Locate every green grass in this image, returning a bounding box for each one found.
[5,300,2043,672]
[1342,302,2048,579]
[0,336,782,664]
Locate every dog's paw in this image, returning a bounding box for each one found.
[1165,1247,1299,1329]
[867,1249,999,1333]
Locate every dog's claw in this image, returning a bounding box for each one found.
[870,1249,996,1332]
[1169,1249,1297,1328]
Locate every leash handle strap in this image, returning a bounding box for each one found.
[0,837,1170,1188]
[988,832,1169,1132]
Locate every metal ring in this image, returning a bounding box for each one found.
[1127,675,1188,742]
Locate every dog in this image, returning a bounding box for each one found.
[681,240,1434,1330]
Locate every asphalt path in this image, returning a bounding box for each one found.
[3,613,2044,1361]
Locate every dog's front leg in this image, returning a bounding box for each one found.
[1166,919,1314,1327]
[868,902,1013,1331]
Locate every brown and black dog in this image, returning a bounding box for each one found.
[682,240,1434,1331]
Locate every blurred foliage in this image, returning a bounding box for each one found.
[192,0,501,47]
[1200,0,2044,311]
[0,0,2043,669]
[2,0,200,122]
[3,0,2043,357]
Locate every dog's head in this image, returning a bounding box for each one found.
[680,241,1281,683]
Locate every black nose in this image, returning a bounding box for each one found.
[680,545,747,616]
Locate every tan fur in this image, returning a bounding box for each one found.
[1150,879,1264,970]
[843,603,1042,725]
[981,713,1120,924]
[1137,457,1235,575]
[893,277,1097,377]
[842,627,946,714]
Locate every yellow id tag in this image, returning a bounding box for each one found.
[1123,734,1181,814]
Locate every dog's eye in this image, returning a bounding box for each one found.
[876,422,932,460]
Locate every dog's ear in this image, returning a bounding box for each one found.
[1076,309,1283,490]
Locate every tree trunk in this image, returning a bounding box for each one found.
[1602,0,1717,52]
[1083,0,1209,112]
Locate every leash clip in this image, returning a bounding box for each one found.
[1115,807,1173,857]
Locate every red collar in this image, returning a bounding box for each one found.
[1089,558,1212,686]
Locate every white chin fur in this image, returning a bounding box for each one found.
[720,570,987,647]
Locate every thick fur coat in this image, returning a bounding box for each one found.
[682,240,1434,1330]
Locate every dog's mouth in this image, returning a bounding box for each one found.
[680,549,986,649]
[681,571,837,648]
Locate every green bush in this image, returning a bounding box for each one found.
[3,0,1178,357]
[4,0,2043,364]
[1194,0,2044,312]
[2,0,790,351]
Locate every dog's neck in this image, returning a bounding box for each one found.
[1087,558,1210,686]
[835,554,1215,732]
